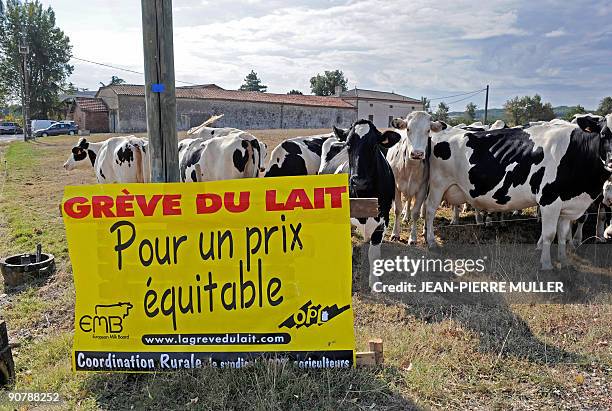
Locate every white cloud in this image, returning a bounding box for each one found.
[36,0,612,110]
[544,29,566,37]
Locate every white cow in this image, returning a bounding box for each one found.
[63,136,150,183]
[386,111,446,244]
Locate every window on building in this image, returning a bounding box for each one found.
[389,116,394,127]
[369,103,373,107]
[389,105,393,108]
[412,106,415,110]
[368,114,374,122]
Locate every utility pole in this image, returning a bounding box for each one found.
[483,84,489,125]
[19,16,29,141]
[140,0,180,183]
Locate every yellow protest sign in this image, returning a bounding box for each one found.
[62,174,355,371]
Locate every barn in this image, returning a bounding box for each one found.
[64,97,110,133]
[339,88,424,129]
[96,84,357,133]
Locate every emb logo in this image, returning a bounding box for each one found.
[79,302,133,334]
[279,300,350,329]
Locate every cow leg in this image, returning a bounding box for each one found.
[402,196,411,223]
[410,187,427,245]
[596,204,607,242]
[420,201,426,219]
[390,188,402,241]
[425,188,445,247]
[572,213,586,247]
[539,206,561,270]
[475,208,484,225]
[368,223,385,290]
[557,216,572,267]
[450,205,460,225]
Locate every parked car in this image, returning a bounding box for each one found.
[34,122,79,137]
[31,119,57,131]
[0,122,23,135]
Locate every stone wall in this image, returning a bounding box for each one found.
[113,96,356,133]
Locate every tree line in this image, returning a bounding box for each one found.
[238,69,348,97]
[424,95,612,126]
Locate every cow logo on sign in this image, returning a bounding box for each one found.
[78,302,133,335]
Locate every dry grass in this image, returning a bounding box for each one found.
[0,132,610,410]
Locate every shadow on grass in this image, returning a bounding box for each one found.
[84,361,420,410]
[351,236,611,365]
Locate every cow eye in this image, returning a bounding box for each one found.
[72,147,80,154]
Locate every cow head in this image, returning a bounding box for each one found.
[333,119,401,195]
[390,111,446,160]
[64,138,95,170]
[603,179,612,207]
[576,113,612,170]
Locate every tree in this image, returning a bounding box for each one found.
[465,102,477,121]
[0,0,73,118]
[563,104,586,121]
[504,94,555,126]
[597,97,612,116]
[433,102,449,122]
[421,96,431,113]
[287,89,303,95]
[309,70,348,96]
[239,70,267,92]
[100,75,125,87]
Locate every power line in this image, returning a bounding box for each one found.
[428,88,487,101]
[71,56,199,85]
[445,89,486,106]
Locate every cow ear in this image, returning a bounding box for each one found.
[333,126,348,141]
[390,118,407,130]
[379,130,401,148]
[577,116,602,133]
[431,121,448,132]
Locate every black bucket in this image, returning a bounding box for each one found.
[0,250,55,287]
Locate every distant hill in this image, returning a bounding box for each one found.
[448,106,595,122]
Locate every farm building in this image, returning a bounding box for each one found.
[64,97,110,133]
[95,84,357,132]
[339,88,424,129]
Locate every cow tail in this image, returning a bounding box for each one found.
[133,144,144,183]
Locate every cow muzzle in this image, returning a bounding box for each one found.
[409,150,425,160]
[63,160,74,171]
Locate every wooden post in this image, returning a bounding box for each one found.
[349,198,378,219]
[484,84,489,125]
[369,338,384,365]
[0,321,15,386]
[141,0,180,183]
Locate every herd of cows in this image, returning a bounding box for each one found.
[61,112,612,289]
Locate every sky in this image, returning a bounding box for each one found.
[41,0,612,111]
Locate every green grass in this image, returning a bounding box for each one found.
[0,135,610,410]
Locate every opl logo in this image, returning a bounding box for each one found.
[279,300,350,329]
[79,302,133,334]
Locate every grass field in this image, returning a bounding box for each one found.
[0,132,610,410]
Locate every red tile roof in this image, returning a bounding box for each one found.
[75,97,109,112]
[101,84,355,109]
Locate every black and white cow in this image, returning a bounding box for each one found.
[264,133,333,177]
[425,114,612,269]
[319,119,401,288]
[178,131,267,182]
[386,112,447,244]
[63,136,150,183]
